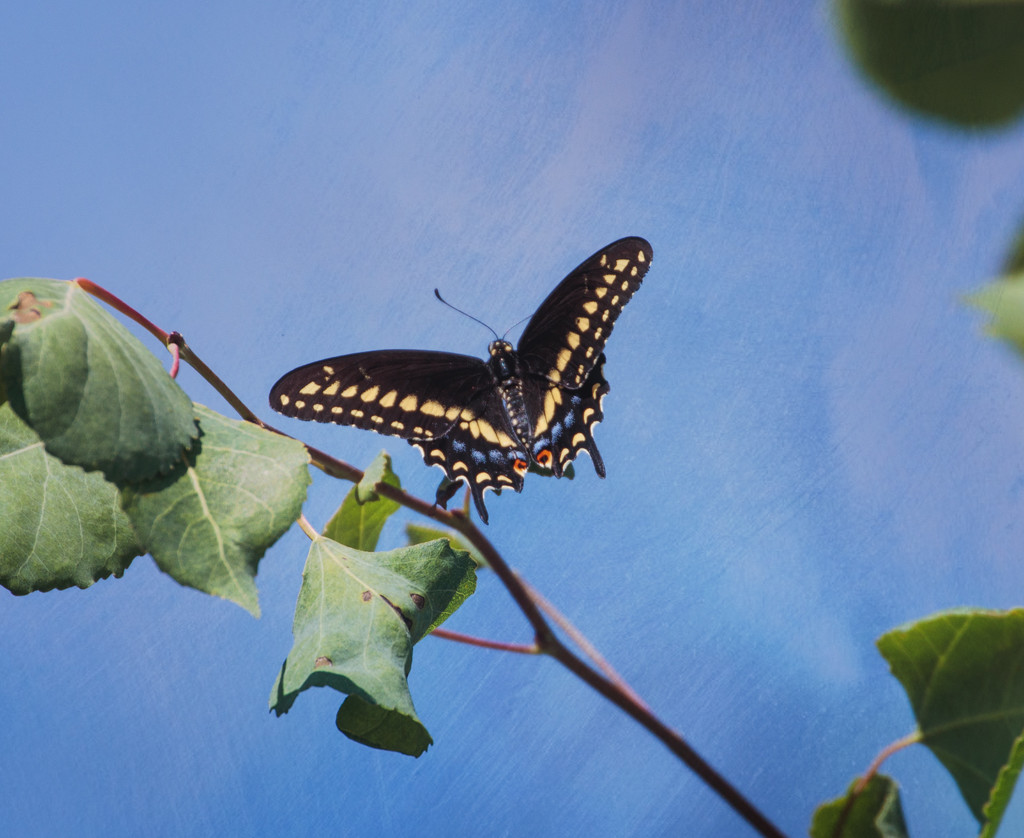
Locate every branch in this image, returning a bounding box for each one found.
[76,277,787,838]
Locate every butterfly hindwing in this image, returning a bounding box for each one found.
[523,356,609,479]
[409,387,529,524]
[517,237,652,389]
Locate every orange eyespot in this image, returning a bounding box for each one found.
[536,449,553,468]
[513,458,529,475]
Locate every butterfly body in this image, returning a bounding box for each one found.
[270,237,652,523]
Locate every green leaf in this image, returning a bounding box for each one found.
[0,316,13,351]
[1002,222,1024,277]
[0,278,198,483]
[969,264,1024,358]
[121,403,311,616]
[269,536,477,756]
[810,774,907,838]
[836,0,1024,128]
[877,608,1024,831]
[405,522,487,568]
[0,401,144,593]
[323,451,401,551]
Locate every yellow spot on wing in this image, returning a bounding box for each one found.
[341,385,359,398]
[299,382,321,395]
[312,403,324,412]
[400,394,418,411]
[572,432,586,447]
[390,420,405,431]
[582,300,598,314]
[477,420,499,444]
[567,331,580,349]
[576,316,590,332]
[420,400,445,417]
[379,390,397,408]
[614,258,629,271]
[360,386,380,402]
[556,348,572,371]
[278,395,291,406]
[322,365,335,375]
[350,409,364,419]
[323,381,340,396]
[332,406,343,414]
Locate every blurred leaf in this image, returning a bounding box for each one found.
[967,273,1024,356]
[810,774,907,838]
[269,536,476,756]
[0,278,198,483]
[877,609,1024,831]
[122,403,310,616]
[1003,223,1024,276]
[837,0,1024,128]
[406,522,487,568]
[323,451,400,551]
[0,401,143,593]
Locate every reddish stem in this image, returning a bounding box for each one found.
[75,278,170,344]
[830,732,921,838]
[431,628,539,654]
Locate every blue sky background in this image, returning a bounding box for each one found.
[4,2,1024,836]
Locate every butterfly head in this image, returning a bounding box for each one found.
[487,339,517,382]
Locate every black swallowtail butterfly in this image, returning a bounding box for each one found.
[269,237,652,523]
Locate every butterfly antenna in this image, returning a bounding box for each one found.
[501,312,532,340]
[433,288,499,340]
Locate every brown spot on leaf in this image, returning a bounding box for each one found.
[410,593,426,609]
[380,594,413,630]
[314,656,333,668]
[8,291,52,323]
[361,590,373,602]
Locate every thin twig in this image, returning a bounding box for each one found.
[75,278,170,343]
[431,628,539,654]
[519,575,650,711]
